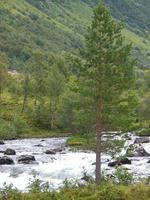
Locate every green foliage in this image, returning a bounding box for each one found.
[31,104,52,129]
[136,128,150,136]
[84,2,136,132]
[114,167,134,185]
[137,69,150,133]
[0,115,29,139]
[0,1,148,140]
[0,182,150,200]
[0,184,22,200]
[0,0,150,69]
[0,52,9,101]
[67,134,95,150]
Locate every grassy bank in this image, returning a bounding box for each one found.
[0,182,149,200]
[67,134,125,155]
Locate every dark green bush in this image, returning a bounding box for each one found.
[0,115,29,139]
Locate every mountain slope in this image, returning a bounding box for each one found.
[0,0,150,69]
[83,0,150,35]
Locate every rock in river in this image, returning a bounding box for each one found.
[134,137,149,144]
[45,148,63,155]
[4,148,16,155]
[34,144,43,147]
[17,155,36,164]
[45,150,56,155]
[127,144,150,157]
[0,156,14,165]
[108,158,131,167]
[0,141,5,145]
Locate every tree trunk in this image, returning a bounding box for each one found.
[95,100,103,184]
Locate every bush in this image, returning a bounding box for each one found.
[11,115,29,137]
[0,182,150,200]
[137,128,150,136]
[31,105,52,129]
[0,115,29,139]
[0,184,22,200]
[114,167,134,185]
[97,184,125,200]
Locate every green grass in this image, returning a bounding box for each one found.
[0,182,150,200]
[67,134,125,155]
[67,134,96,150]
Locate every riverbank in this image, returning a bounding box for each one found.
[0,182,150,200]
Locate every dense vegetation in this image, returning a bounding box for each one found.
[0,1,150,140]
[0,0,150,69]
[0,181,150,200]
[0,1,150,142]
[84,0,150,34]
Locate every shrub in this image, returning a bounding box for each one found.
[0,115,29,139]
[97,184,125,200]
[137,128,150,136]
[114,167,134,185]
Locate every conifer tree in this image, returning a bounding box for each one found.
[85,3,136,184]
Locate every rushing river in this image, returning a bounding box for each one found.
[0,135,150,191]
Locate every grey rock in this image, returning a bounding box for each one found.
[4,148,16,155]
[45,148,63,155]
[127,144,150,157]
[0,156,14,165]
[34,144,43,147]
[0,141,5,145]
[45,150,56,155]
[18,155,36,164]
[134,137,149,144]
[108,158,131,167]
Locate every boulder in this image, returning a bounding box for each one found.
[45,148,63,155]
[53,148,63,153]
[4,148,16,155]
[108,158,131,167]
[0,141,5,145]
[34,144,43,147]
[92,162,96,165]
[127,144,150,157]
[17,155,36,164]
[0,156,14,165]
[45,150,56,155]
[134,137,150,144]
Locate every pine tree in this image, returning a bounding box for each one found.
[85,3,136,184]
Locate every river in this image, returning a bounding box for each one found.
[0,135,150,190]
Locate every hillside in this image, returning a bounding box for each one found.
[0,0,150,70]
[84,0,150,34]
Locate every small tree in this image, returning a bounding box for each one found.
[0,52,9,103]
[28,51,48,106]
[46,63,65,129]
[84,3,136,184]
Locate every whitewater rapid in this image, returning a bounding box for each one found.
[0,136,149,190]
